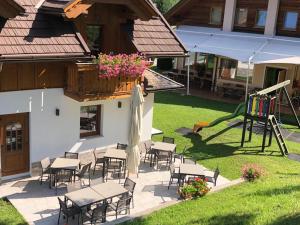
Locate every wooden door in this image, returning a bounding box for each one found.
[0,113,29,176]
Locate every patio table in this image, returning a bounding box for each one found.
[150,142,176,167]
[104,148,127,178]
[65,187,105,208]
[179,164,205,185]
[91,182,128,199]
[49,158,80,188]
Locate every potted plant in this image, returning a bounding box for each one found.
[179,177,211,200]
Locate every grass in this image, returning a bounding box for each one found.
[124,92,300,225]
[0,198,27,225]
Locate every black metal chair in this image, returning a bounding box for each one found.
[183,156,197,165]
[155,151,172,169]
[205,167,220,186]
[168,163,183,189]
[143,142,156,166]
[75,162,92,186]
[162,136,175,144]
[93,149,106,175]
[108,196,132,219]
[40,157,51,185]
[104,158,123,182]
[173,145,187,163]
[64,152,79,159]
[82,203,108,224]
[57,197,81,225]
[117,143,128,150]
[55,169,73,194]
[123,177,136,208]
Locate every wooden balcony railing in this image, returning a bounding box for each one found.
[65,63,140,101]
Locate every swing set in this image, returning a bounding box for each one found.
[241,80,300,156]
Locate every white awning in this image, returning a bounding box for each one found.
[176,25,300,65]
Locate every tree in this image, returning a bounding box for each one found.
[152,0,179,13]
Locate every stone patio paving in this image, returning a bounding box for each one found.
[0,160,230,225]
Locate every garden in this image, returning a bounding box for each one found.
[124,92,300,225]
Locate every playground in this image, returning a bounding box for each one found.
[125,91,300,225]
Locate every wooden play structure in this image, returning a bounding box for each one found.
[241,80,300,156]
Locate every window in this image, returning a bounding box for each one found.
[235,8,248,26]
[256,10,267,27]
[219,58,253,82]
[86,25,102,51]
[80,105,101,138]
[284,11,298,30]
[6,122,22,151]
[210,7,223,25]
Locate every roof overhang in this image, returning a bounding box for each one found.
[0,0,25,19]
[176,25,300,65]
[40,0,157,20]
[143,69,185,92]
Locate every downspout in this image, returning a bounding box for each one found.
[187,53,190,95]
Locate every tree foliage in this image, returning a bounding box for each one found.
[152,0,179,13]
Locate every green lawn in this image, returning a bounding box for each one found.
[0,198,27,225]
[124,92,300,225]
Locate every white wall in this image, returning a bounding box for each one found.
[0,89,154,169]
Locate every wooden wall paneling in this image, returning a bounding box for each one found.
[18,63,35,90]
[0,63,18,91]
[233,0,268,33]
[167,0,225,28]
[48,62,66,88]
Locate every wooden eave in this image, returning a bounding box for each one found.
[164,0,192,24]
[0,0,25,19]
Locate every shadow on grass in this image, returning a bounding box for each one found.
[154,92,238,114]
[189,213,256,225]
[269,214,300,225]
[250,185,300,197]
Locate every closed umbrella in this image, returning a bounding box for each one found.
[126,85,145,175]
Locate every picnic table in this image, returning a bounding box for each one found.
[150,142,176,167]
[65,182,128,222]
[49,158,80,188]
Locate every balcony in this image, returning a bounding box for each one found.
[65,63,140,102]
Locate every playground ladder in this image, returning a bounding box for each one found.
[268,115,288,156]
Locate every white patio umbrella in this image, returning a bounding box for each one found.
[126,84,145,175]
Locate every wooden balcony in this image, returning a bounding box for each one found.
[65,63,140,102]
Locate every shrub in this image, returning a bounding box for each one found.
[179,177,211,199]
[242,164,264,181]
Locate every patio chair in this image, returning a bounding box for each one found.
[168,163,183,189]
[155,151,172,169]
[40,157,51,185]
[57,197,81,225]
[55,169,73,194]
[108,196,132,219]
[205,167,220,186]
[117,143,128,150]
[104,158,123,182]
[123,177,136,208]
[162,136,175,144]
[82,203,108,224]
[183,156,197,165]
[93,149,106,175]
[67,181,82,193]
[143,142,156,166]
[173,145,187,163]
[64,152,79,159]
[74,162,92,186]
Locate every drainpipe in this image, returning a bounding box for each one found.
[187,55,190,95]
